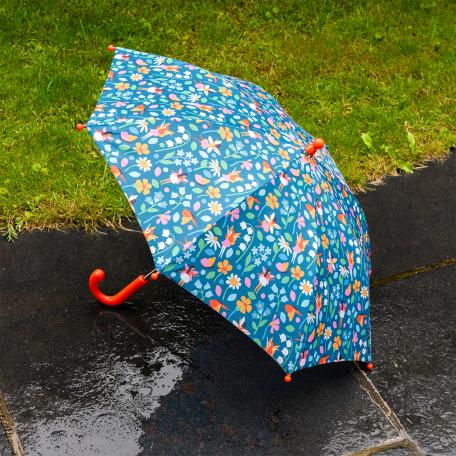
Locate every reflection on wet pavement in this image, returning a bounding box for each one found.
[0,230,396,455]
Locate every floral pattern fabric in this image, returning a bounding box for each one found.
[87,47,372,373]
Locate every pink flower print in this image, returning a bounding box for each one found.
[241,160,253,170]
[156,211,171,225]
[229,208,240,222]
[269,314,280,334]
[340,231,347,245]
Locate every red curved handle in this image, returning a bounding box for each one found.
[89,269,149,306]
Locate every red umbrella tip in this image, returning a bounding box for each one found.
[305,143,316,157]
[366,362,374,372]
[108,44,116,52]
[284,374,292,383]
[150,271,160,280]
[312,138,325,150]
[75,123,86,131]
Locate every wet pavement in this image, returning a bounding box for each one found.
[0,152,455,455]
[0,441,11,456]
[0,230,396,455]
[370,266,456,455]
[356,152,456,278]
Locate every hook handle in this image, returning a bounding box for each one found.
[89,269,149,306]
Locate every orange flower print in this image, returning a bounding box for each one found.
[115,82,130,90]
[266,193,279,209]
[135,179,152,195]
[303,174,313,185]
[236,296,252,314]
[291,266,304,280]
[206,186,221,199]
[217,260,232,275]
[171,101,183,110]
[353,280,361,292]
[134,143,150,155]
[333,336,342,350]
[218,126,233,142]
[219,86,232,97]
[317,322,325,337]
[321,234,329,249]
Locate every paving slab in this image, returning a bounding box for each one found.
[0,230,397,455]
[357,151,456,279]
[0,435,11,456]
[370,265,456,455]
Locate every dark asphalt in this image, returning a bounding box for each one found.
[1,152,455,455]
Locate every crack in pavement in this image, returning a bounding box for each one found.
[0,389,24,456]
[371,257,456,288]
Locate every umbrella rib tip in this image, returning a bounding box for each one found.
[108,44,116,52]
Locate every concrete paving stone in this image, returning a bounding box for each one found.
[0,436,12,456]
[357,151,456,279]
[370,265,456,456]
[0,230,397,455]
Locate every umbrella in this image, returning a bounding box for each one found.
[78,46,372,381]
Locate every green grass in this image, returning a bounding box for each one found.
[1,0,455,239]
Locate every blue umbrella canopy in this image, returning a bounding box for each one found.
[85,47,372,377]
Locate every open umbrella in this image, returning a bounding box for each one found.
[78,46,372,381]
